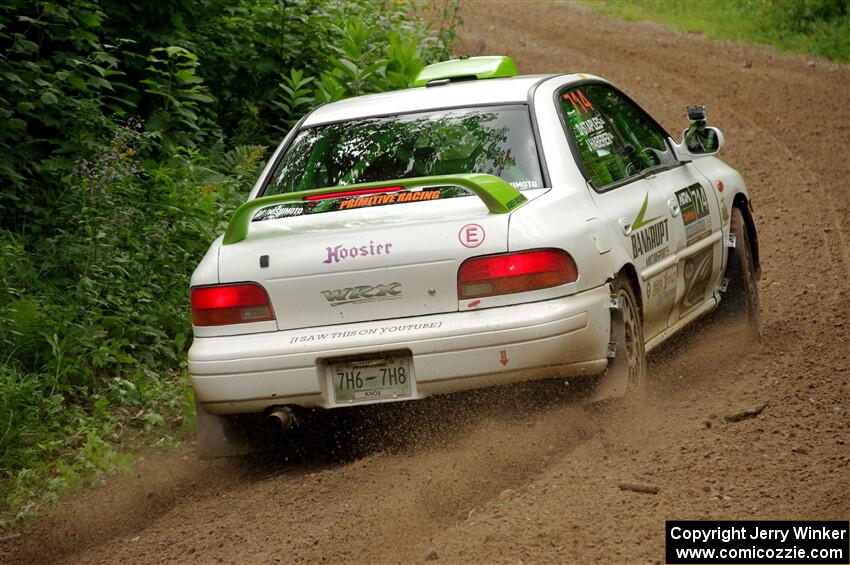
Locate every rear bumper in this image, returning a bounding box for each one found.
[189,285,612,414]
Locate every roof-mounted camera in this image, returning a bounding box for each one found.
[687,105,707,123]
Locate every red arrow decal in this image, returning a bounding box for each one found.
[499,350,509,366]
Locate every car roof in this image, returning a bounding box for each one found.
[302,74,561,127]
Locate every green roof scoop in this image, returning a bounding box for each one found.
[413,56,517,87]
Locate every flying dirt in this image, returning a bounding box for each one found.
[2,2,848,564]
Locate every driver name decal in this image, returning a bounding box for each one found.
[574,115,606,136]
[575,115,613,151]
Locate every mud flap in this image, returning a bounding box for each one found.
[195,401,257,459]
[587,299,629,402]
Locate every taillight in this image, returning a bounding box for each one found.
[458,249,578,300]
[191,283,275,326]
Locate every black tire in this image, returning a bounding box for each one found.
[720,207,762,340]
[607,275,648,396]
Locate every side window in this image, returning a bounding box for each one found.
[560,87,630,188]
[560,84,675,190]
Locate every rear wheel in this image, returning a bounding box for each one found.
[599,275,647,399]
[720,207,762,340]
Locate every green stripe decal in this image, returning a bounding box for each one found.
[222,174,527,245]
[630,192,661,232]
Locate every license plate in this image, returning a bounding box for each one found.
[329,355,413,403]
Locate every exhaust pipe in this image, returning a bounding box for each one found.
[267,407,295,432]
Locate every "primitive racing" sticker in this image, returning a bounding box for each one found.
[339,190,441,210]
[252,187,469,222]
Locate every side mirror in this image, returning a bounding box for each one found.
[669,105,725,161]
[671,125,725,160]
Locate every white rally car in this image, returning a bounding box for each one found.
[189,56,761,455]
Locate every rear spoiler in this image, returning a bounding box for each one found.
[222,174,528,245]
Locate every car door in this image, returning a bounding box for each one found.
[556,84,678,343]
[646,164,723,324]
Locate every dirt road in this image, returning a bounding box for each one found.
[3,2,848,563]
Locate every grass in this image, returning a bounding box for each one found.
[579,0,850,64]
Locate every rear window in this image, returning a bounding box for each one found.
[263,105,544,196]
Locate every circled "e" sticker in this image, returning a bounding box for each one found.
[458,223,485,248]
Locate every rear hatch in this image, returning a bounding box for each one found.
[218,193,513,331]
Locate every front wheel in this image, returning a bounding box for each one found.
[720,207,762,340]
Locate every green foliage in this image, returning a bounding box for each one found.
[582,0,850,63]
[0,124,255,527]
[0,1,118,232]
[0,0,459,527]
[744,0,850,61]
[1,0,458,231]
[141,46,217,152]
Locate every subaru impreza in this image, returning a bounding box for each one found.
[188,56,761,455]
